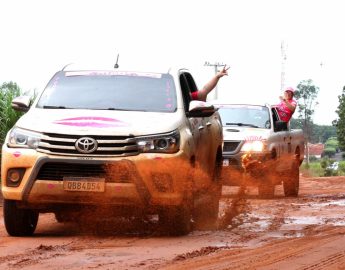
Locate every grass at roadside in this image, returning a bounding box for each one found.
[301,159,345,177]
[301,162,324,177]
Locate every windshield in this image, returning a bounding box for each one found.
[36,71,177,112]
[218,105,271,129]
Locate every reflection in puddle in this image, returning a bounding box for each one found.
[319,199,345,207]
[237,214,271,232]
[285,216,322,225]
[267,231,305,238]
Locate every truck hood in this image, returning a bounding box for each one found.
[223,126,271,141]
[15,109,183,136]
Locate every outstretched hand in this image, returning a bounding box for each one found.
[217,65,230,78]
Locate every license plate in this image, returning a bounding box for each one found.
[223,159,229,166]
[63,177,105,192]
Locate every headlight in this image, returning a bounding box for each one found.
[8,127,42,149]
[136,130,180,153]
[241,140,265,152]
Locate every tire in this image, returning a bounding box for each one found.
[3,199,39,236]
[258,183,275,199]
[159,206,191,236]
[283,161,300,197]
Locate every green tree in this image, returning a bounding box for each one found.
[335,86,345,150]
[0,82,24,146]
[290,119,336,143]
[294,79,319,164]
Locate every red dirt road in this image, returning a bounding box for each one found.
[1,176,345,269]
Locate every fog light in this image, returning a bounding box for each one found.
[6,168,26,187]
[152,173,173,192]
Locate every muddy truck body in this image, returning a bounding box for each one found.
[215,103,304,198]
[1,68,223,236]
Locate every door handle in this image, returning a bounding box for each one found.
[206,122,212,127]
[198,126,204,130]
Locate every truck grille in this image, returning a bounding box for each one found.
[37,133,139,157]
[36,162,133,183]
[223,141,241,152]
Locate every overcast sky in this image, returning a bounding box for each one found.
[1,0,344,125]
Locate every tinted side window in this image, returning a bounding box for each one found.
[179,72,198,112]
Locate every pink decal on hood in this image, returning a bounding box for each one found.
[53,116,129,128]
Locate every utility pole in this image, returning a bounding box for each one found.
[204,61,225,100]
[281,40,287,92]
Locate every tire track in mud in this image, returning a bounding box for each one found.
[0,244,70,268]
[160,227,345,270]
[299,251,345,270]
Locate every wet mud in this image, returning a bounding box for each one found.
[1,176,345,269]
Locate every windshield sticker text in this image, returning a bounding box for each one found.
[65,71,162,78]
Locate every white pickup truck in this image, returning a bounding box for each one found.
[2,67,223,236]
[214,103,304,198]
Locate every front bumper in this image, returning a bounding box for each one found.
[1,147,195,211]
[222,151,271,185]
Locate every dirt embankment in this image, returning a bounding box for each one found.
[1,176,345,269]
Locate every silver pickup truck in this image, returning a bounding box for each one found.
[2,67,223,236]
[214,103,304,198]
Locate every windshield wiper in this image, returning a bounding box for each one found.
[43,105,67,109]
[107,108,149,112]
[226,122,259,128]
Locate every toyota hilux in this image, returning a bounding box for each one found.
[2,67,223,236]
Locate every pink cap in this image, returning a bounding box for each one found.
[284,86,295,93]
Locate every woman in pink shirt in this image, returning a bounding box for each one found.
[276,87,297,122]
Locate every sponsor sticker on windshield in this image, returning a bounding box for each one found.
[65,71,162,78]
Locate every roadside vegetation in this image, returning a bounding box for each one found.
[301,158,345,177]
[0,82,24,146]
[301,137,343,177]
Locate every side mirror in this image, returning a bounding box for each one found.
[187,100,216,117]
[11,96,31,112]
[274,120,288,132]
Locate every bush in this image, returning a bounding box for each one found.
[301,161,324,177]
[324,168,338,176]
[322,147,336,158]
[309,156,318,162]
[325,138,338,149]
[338,161,345,174]
[0,82,23,145]
[320,157,331,169]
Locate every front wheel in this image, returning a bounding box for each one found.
[159,206,191,236]
[283,162,300,197]
[3,199,39,236]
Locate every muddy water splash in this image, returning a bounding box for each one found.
[218,186,250,230]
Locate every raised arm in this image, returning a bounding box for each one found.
[196,65,230,101]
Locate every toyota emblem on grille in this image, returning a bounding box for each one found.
[75,137,98,154]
